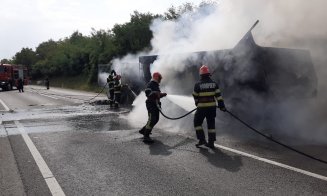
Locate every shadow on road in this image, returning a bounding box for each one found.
[199,147,242,172]
[147,140,173,156]
[146,138,195,156]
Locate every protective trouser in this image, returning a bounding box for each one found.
[109,89,114,106]
[142,100,160,136]
[194,107,216,142]
[114,93,121,107]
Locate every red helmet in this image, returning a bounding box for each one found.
[199,65,210,75]
[152,72,162,79]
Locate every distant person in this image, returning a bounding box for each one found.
[107,75,115,107]
[18,78,24,93]
[139,72,167,143]
[45,78,50,90]
[113,75,122,108]
[107,70,117,107]
[192,65,226,149]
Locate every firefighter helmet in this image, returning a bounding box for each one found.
[199,65,210,75]
[152,72,162,79]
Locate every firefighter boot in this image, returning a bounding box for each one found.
[139,127,145,135]
[195,129,206,147]
[206,133,216,149]
[195,140,207,147]
[143,129,154,144]
[109,100,113,108]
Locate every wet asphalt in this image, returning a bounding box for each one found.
[0,85,327,196]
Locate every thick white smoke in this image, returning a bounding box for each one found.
[114,0,327,143]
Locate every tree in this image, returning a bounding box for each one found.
[112,11,159,56]
[0,59,12,64]
[12,48,37,69]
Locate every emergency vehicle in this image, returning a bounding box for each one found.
[0,64,29,91]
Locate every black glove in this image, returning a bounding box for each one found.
[220,107,227,112]
[160,93,167,98]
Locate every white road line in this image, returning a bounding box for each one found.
[214,143,327,181]
[14,121,65,196]
[27,90,59,100]
[37,93,59,100]
[0,98,10,111]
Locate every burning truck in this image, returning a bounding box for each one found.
[101,20,317,124]
[136,21,317,118]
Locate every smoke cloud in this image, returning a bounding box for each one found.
[112,0,327,144]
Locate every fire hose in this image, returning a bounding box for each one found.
[158,106,327,165]
[85,82,108,103]
[158,107,197,120]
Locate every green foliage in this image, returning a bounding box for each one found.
[12,47,37,69]
[112,11,159,56]
[0,59,12,64]
[2,1,211,86]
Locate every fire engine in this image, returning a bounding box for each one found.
[0,64,29,91]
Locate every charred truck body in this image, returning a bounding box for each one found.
[137,21,317,116]
[0,64,29,91]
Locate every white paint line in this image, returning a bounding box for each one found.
[14,121,65,196]
[37,92,59,100]
[26,89,59,100]
[0,98,10,111]
[214,143,327,182]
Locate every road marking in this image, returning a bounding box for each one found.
[0,98,10,111]
[37,93,59,100]
[27,89,59,100]
[14,121,65,196]
[214,143,327,181]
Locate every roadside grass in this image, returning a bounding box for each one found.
[31,75,105,93]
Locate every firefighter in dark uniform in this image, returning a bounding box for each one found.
[193,65,226,148]
[107,75,115,107]
[45,77,50,90]
[18,78,24,93]
[113,75,122,108]
[139,72,167,143]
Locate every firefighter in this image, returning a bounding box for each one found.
[107,74,115,107]
[139,72,167,143]
[18,78,24,93]
[193,65,226,149]
[45,77,50,90]
[113,75,122,108]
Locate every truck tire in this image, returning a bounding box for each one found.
[7,83,12,91]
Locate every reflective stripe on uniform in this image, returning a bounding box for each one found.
[146,113,152,129]
[198,91,215,96]
[195,126,203,131]
[197,102,216,107]
[208,129,215,133]
[192,92,199,96]
[215,89,221,93]
[217,96,223,101]
[114,91,121,94]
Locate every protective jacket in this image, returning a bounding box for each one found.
[145,80,165,104]
[114,79,122,95]
[107,76,115,91]
[192,76,225,109]
[141,79,165,137]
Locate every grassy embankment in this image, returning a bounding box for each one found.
[33,75,104,93]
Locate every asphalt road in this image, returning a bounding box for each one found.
[1,85,327,196]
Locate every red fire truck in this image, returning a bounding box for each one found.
[0,64,29,91]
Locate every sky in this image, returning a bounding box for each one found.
[0,0,204,60]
